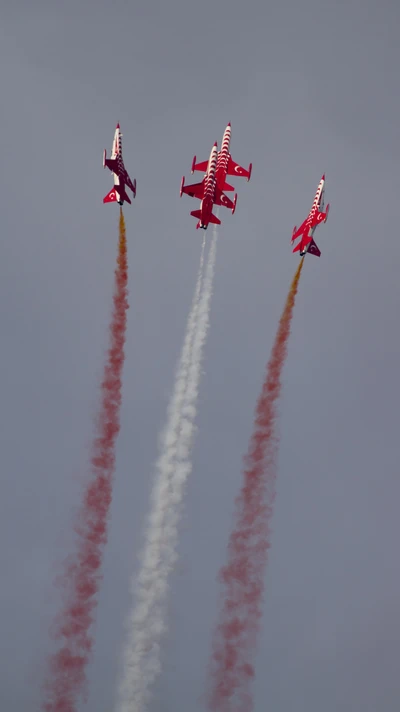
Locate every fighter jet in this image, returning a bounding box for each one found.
[103,123,136,206]
[191,122,252,191]
[180,142,237,229]
[291,175,330,257]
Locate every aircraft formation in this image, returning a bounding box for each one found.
[41,120,333,712]
[103,122,330,256]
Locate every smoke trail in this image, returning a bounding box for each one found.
[42,209,129,712]
[208,259,304,712]
[117,227,218,712]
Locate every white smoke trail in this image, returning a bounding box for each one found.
[117,226,218,712]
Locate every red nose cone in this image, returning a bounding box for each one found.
[214,141,218,147]
[321,173,325,180]
[116,122,120,129]
[227,122,231,127]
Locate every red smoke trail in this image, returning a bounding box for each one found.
[208,259,304,712]
[42,209,129,712]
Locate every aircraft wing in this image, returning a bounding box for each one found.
[226,155,251,179]
[307,238,321,257]
[181,181,205,200]
[214,186,235,210]
[310,210,327,228]
[192,159,208,173]
[123,170,136,194]
[291,219,308,242]
[104,158,118,173]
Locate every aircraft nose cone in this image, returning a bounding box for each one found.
[214,141,218,146]
[322,173,325,180]
[227,122,231,127]
[116,122,120,129]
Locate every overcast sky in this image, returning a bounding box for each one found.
[1,1,400,710]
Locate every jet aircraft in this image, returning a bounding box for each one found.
[291,175,330,257]
[180,142,237,229]
[103,123,136,206]
[191,122,252,191]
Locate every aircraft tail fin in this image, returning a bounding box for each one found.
[103,188,117,204]
[307,238,321,257]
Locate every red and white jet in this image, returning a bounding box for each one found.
[291,175,330,257]
[103,123,136,206]
[191,122,252,191]
[180,142,237,229]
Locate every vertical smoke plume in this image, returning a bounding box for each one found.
[43,209,129,712]
[117,227,218,712]
[208,259,304,712]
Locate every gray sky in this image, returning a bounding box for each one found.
[1,1,400,710]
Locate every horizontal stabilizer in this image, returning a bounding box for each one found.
[103,188,118,203]
[189,210,221,226]
[114,185,131,205]
[183,181,204,200]
[222,181,235,191]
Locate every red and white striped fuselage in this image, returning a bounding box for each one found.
[199,143,218,227]
[305,176,325,235]
[215,124,232,190]
[181,136,238,230]
[191,123,252,192]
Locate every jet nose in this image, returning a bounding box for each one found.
[116,122,120,129]
[321,173,325,180]
[214,141,218,146]
[227,122,231,127]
